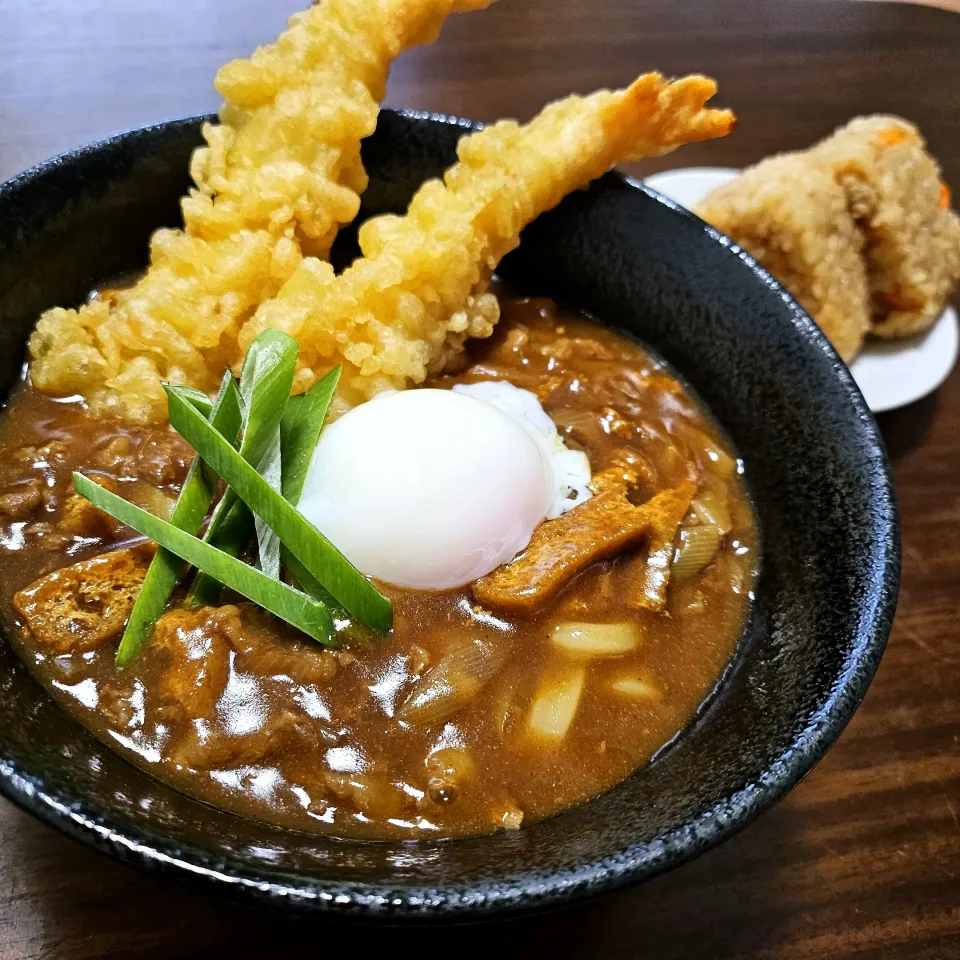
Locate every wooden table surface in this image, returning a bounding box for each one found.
[2,0,959,956]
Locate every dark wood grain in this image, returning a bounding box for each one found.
[2,0,960,956]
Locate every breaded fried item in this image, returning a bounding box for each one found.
[698,114,960,357]
[240,73,735,408]
[28,0,490,423]
[697,153,871,362]
[813,115,960,338]
[473,481,697,615]
[13,545,154,654]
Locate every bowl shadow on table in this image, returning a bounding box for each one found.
[8,793,805,960]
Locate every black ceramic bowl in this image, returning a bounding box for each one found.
[0,111,899,921]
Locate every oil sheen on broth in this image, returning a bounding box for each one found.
[0,298,757,839]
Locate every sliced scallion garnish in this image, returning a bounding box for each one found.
[74,473,334,645]
[285,550,337,608]
[240,330,299,581]
[254,431,284,580]
[116,371,242,667]
[279,366,341,505]
[174,385,217,419]
[256,366,341,596]
[276,367,342,603]
[187,329,298,605]
[165,386,392,633]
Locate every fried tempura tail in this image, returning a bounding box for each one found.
[240,73,734,408]
[29,0,491,423]
[188,0,496,251]
[441,72,734,254]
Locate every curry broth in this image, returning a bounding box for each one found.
[0,299,757,839]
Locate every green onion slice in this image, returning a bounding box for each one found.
[74,473,334,646]
[254,431,284,581]
[175,386,216,419]
[165,386,392,633]
[116,371,241,667]
[248,361,340,582]
[279,366,341,505]
[285,551,337,608]
[188,329,298,603]
[238,329,299,580]
[276,366,342,601]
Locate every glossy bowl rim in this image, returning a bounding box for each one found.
[0,112,900,920]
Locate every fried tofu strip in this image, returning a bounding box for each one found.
[28,0,490,423]
[240,73,735,409]
[13,545,154,654]
[622,480,696,611]
[473,481,696,615]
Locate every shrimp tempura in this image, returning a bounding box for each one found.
[28,0,490,423]
[239,73,735,409]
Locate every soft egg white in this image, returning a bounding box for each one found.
[297,383,591,590]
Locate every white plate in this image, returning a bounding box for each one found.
[644,166,960,413]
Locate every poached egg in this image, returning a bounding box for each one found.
[297,382,590,590]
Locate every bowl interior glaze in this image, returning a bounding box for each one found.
[0,111,899,920]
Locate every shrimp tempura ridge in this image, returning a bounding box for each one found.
[28,0,491,423]
[239,73,734,409]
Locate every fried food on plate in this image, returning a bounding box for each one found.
[697,113,960,359]
[240,73,735,409]
[28,0,490,423]
[697,153,870,362]
[813,115,960,338]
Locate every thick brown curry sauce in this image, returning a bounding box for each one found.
[0,299,757,839]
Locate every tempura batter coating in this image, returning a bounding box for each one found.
[28,0,489,422]
[697,153,870,361]
[240,73,735,408]
[813,115,960,338]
